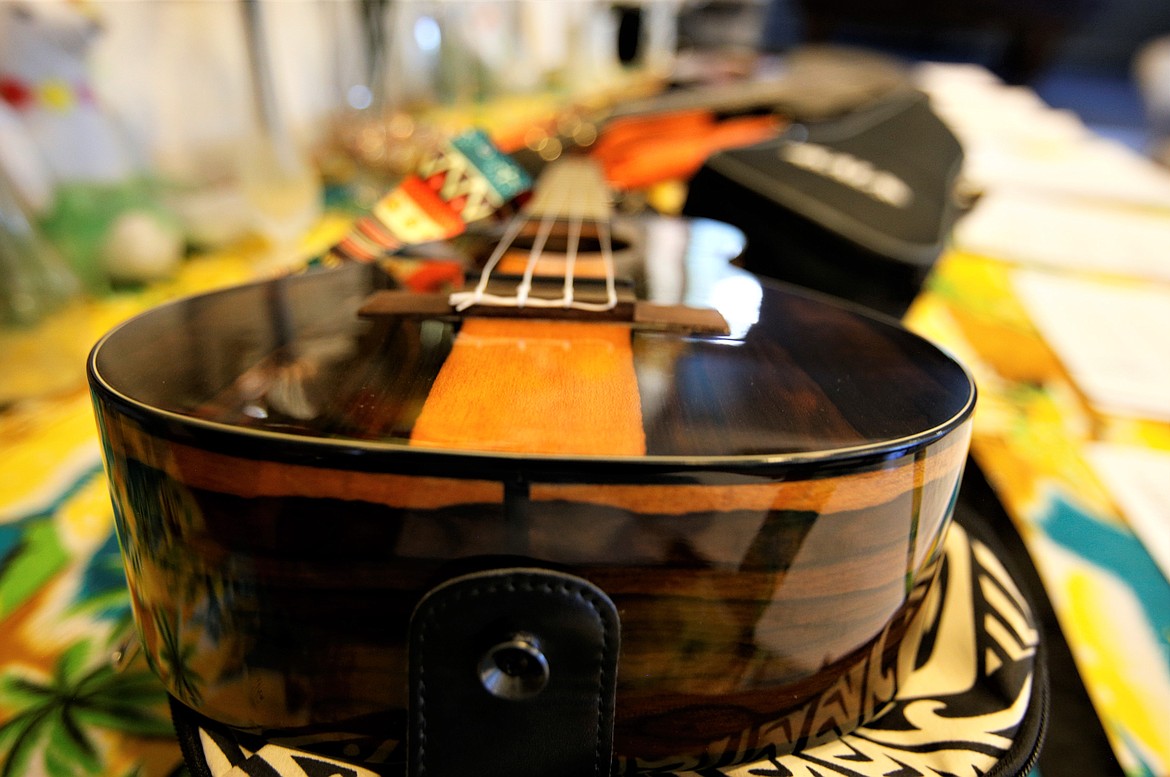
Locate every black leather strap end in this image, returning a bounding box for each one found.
[408,568,620,777]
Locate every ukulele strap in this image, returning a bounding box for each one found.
[407,568,621,777]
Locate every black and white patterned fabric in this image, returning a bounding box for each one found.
[174,522,1045,777]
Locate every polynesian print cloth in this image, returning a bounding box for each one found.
[173,520,1044,777]
[0,386,182,777]
[906,250,1170,777]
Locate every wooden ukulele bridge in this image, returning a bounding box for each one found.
[358,279,730,335]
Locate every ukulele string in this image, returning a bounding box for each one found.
[559,162,619,312]
[514,183,569,307]
[561,208,582,308]
[449,160,619,312]
[449,214,529,311]
[596,215,619,311]
[518,166,591,308]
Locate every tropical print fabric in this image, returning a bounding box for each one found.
[0,391,183,777]
[1,232,349,777]
[907,251,1170,776]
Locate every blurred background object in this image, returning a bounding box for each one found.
[1136,36,1170,166]
[0,167,79,329]
[73,0,687,242]
[325,0,682,206]
[0,163,90,404]
[1,0,1169,308]
[237,0,324,271]
[93,0,338,257]
[0,1,183,293]
[749,0,1170,156]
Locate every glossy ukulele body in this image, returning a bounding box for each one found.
[89,181,974,768]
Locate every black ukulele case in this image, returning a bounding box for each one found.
[683,88,964,317]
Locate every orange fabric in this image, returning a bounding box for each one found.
[410,319,646,456]
[592,112,781,190]
[590,109,715,160]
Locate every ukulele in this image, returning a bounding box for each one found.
[89,151,974,773]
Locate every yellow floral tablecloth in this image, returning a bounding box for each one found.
[0,221,353,776]
[908,250,1170,777]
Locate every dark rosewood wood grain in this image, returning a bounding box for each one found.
[88,215,974,768]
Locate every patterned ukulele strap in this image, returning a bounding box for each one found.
[319,129,532,267]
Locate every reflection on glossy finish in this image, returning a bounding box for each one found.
[88,214,975,768]
[92,219,971,460]
[680,218,763,338]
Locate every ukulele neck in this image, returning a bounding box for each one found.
[360,157,730,335]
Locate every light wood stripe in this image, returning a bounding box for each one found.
[529,428,968,514]
[103,416,503,510]
[409,318,647,456]
[103,413,966,515]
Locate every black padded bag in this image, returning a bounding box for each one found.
[683,89,963,317]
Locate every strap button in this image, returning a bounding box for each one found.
[478,633,549,700]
